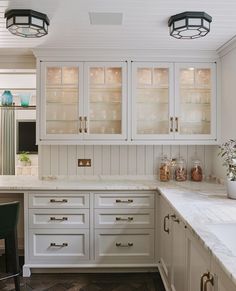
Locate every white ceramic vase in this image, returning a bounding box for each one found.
[227,180,236,199]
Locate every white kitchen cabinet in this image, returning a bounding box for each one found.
[132,62,174,140]
[159,196,172,284]
[94,208,154,229]
[39,61,127,142]
[175,63,216,140]
[95,229,155,264]
[171,214,186,291]
[28,228,89,264]
[212,258,236,291]
[159,194,236,291]
[84,62,127,140]
[186,229,213,291]
[40,62,83,140]
[132,62,217,142]
[24,190,156,276]
[94,192,155,208]
[159,196,186,291]
[94,191,155,264]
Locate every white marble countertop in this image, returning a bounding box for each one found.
[0,175,161,190]
[1,175,236,285]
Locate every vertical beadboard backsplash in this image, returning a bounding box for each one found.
[40,145,215,178]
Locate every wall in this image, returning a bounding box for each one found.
[220,47,236,142]
[0,50,36,174]
[40,145,214,178]
[0,49,35,69]
[211,45,236,180]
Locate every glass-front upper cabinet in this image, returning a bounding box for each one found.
[84,62,127,140]
[132,63,174,140]
[41,62,83,140]
[40,61,127,141]
[175,63,216,140]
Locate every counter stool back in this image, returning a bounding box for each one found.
[0,201,20,291]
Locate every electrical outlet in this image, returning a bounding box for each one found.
[78,159,91,167]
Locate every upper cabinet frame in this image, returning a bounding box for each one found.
[37,58,218,145]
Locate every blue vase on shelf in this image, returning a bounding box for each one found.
[1,90,13,106]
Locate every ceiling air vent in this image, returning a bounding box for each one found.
[89,12,123,25]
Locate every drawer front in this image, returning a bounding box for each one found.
[94,192,155,209]
[29,229,89,263]
[29,192,89,208]
[95,209,154,228]
[29,209,89,228]
[95,229,154,263]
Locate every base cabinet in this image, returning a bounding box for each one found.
[29,229,89,263]
[24,191,156,276]
[95,229,154,264]
[159,196,172,283]
[159,195,236,291]
[159,196,186,291]
[186,229,213,291]
[212,258,236,291]
[171,215,186,291]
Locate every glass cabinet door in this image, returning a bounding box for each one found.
[41,62,83,139]
[132,63,174,139]
[84,62,127,140]
[175,63,216,140]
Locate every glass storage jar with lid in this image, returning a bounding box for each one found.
[175,157,187,182]
[191,159,203,182]
[159,156,170,182]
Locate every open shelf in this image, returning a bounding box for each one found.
[0,105,36,110]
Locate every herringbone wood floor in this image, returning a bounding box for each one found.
[0,272,165,291]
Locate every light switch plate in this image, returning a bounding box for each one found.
[78,159,92,167]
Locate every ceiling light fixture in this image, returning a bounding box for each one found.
[168,11,212,39]
[5,9,50,38]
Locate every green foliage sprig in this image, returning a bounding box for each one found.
[219,140,236,181]
[18,151,31,163]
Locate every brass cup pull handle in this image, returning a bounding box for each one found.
[79,116,83,133]
[203,276,214,291]
[50,242,68,247]
[115,199,133,203]
[200,272,210,291]
[50,217,68,221]
[175,117,179,132]
[116,217,134,221]
[170,117,174,132]
[164,214,170,233]
[84,116,88,133]
[116,242,133,247]
[50,199,68,203]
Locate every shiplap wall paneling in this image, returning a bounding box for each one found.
[40,145,215,178]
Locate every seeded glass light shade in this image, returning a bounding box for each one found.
[5,9,50,38]
[168,11,212,39]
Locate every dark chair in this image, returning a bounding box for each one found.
[0,201,20,291]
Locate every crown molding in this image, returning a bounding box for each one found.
[33,48,218,62]
[217,35,236,58]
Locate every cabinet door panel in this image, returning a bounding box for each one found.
[29,229,89,264]
[84,62,127,140]
[175,63,216,140]
[159,197,172,282]
[186,230,212,291]
[212,258,236,291]
[132,62,174,140]
[171,218,186,291]
[41,62,83,140]
[95,229,154,263]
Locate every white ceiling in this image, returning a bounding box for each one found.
[1,0,236,51]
